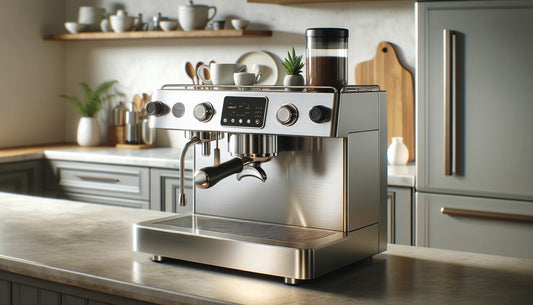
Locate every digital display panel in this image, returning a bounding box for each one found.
[220,96,268,128]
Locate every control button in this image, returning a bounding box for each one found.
[276,104,298,126]
[172,102,185,118]
[309,106,331,123]
[145,101,166,117]
[193,102,214,122]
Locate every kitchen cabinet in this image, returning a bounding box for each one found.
[416,193,533,259]
[44,160,150,209]
[43,29,272,41]
[150,168,193,213]
[416,0,533,257]
[387,186,413,246]
[0,160,42,195]
[1,271,153,305]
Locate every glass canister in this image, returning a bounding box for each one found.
[305,28,349,90]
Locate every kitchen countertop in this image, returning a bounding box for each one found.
[1,145,414,186]
[1,192,531,305]
[43,146,193,169]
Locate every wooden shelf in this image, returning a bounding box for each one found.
[43,29,272,41]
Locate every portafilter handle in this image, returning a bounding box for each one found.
[194,158,246,189]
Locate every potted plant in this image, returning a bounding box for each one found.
[60,80,118,147]
[282,46,305,90]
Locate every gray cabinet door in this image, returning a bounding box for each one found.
[387,187,413,246]
[150,168,193,213]
[416,192,533,259]
[0,160,42,195]
[416,1,533,201]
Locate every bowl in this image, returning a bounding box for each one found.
[159,20,179,32]
[231,19,249,30]
[64,22,85,34]
[109,15,135,33]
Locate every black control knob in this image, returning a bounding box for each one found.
[145,101,165,116]
[309,106,331,123]
[193,102,214,122]
[276,104,298,126]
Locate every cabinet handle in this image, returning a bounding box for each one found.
[443,29,457,176]
[441,207,533,223]
[76,175,120,183]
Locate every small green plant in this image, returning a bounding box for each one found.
[60,80,118,117]
[282,46,304,75]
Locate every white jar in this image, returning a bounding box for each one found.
[387,137,409,165]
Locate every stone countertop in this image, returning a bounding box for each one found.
[0,145,192,170]
[43,147,193,169]
[1,192,531,305]
[2,145,414,186]
[388,162,415,187]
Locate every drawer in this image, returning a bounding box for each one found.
[416,192,533,259]
[45,160,149,201]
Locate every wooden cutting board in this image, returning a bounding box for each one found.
[355,41,415,162]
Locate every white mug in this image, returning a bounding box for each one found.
[233,72,263,86]
[198,63,246,85]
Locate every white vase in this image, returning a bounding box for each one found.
[387,137,409,165]
[77,117,101,147]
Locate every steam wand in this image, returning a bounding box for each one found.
[178,136,200,206]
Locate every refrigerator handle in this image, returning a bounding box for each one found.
[443,29,457,176]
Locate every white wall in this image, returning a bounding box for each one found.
[2,0,415,148]
[0,0,65,148]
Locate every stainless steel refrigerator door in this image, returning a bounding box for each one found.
[416,1,533,201]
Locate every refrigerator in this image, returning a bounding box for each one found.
[415,0,533,259]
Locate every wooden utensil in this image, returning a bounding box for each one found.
[185,62,196,84]
[133,94,142,112]
[355,41,415,161]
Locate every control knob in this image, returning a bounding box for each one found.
[145,101,165,117]
[309,106,331,123]
[193,102,214,122]
[276,104,298,126]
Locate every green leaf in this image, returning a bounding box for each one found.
[59,80,118,117]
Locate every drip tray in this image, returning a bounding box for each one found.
[153,215,341,248]
[134,214,379,281]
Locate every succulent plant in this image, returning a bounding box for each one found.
[60,80,118,117]
[282,47,304,75]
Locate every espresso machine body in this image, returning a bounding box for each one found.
[135,85,387,283]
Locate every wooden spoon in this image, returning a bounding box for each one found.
[185,62,196,85]
[133,94,142,112]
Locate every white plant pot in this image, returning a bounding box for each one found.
[77,117,101,147]
[387,137,409,165]
[283,74,304,91]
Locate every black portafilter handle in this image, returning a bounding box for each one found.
[194,158,246,189]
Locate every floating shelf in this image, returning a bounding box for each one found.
[43,29,272,41]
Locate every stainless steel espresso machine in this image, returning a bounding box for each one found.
[134,84,387,284]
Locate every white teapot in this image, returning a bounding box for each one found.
[178,0,217,31]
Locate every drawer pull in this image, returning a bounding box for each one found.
[76,175,120,183]
[441,207,533,223]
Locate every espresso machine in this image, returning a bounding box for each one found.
[134,84,387,284]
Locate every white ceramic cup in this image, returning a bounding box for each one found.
[198,63,246,85]
[233,72,263,86]
[178,3,217,31]
[78,6,105,31]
